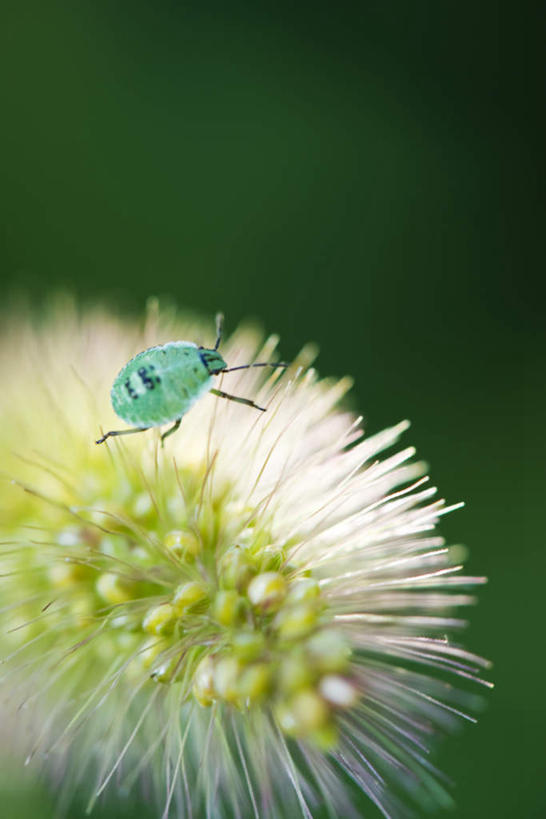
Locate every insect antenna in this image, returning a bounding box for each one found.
[214,312,224,350]
[221,361,288,373]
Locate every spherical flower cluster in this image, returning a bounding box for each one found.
[0,300,491,817]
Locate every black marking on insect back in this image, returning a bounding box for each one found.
[137,366,159,390]
[125,379,138,400]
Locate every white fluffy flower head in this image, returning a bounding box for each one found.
[0,301,491,817]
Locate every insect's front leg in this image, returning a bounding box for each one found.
[96,426,150,444]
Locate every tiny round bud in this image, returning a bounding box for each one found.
[142,603,177,635]
[140,637,169,669]
[276,689,328,736]
[193,655,216,707]
[151,659,174,683]
[48,562,81,589]
[172,581,208,615]
[306,629,351,673]
[287,577,320,603]
[164,529,201,561]
[247,572,287,611]
[218,546,255,590]
[290,689,329,733]
[278,652,313,693]
[213,657,241,703]
[260,546,284,573]
[274,702,298,735]
[238,663,271,703]
[231,630,266,662]
[213,590,243,626]
[276,602,318,640]
[96,572,133,604]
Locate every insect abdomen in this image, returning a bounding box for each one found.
[111,342,212,427]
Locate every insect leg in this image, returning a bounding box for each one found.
[95,427,150,445]
[160,418,182,445]
[210,388,266,412]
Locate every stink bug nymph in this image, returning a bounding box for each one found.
[96,313,287,445]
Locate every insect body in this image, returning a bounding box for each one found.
[96,314,287,445]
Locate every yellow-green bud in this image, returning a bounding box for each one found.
[140,637,169,669]
[150,654,182,684]
[287,577,320,603]
[96,572,133,604]
[276,689,328,736]
[231,630,266,662]
[260,546,284,573]
[213,657,241,704]
[290,689,329,733]
[172,581,208,615]
[306,629,351,672]
[278,652,314,693]
[237,663,271,703]
[164,529,201,561]
[142,603,177,635]
[275,602,318,640]
[218,546,254,590]
[193,655,216,706]
[213,590,243,626]
[247,572,287,611]
[48,562,83,588]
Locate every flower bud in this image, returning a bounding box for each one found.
[164,529,201,561]
[142,603,177,635]
[172,581,208,615]
[247,572,287,611]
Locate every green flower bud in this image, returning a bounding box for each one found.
[275,601,319,640]
[96,572,134,604]
[218,545,255,590]
[172,581,208,615]
[247,572,287,611]
[142,603,177,635]
[192,655,216,707]
[276,689,328,736]
[213,589,244,626]
[278,651,314,693]
[238,663,271,703]
[231,630,266,662]
[286,577,320,603]
[306,629,351,672]
[213,657,241,704]
[164,529,201,561]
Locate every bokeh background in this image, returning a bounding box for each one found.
[1,1,543,817]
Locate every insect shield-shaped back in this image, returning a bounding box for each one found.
[96,315,289,446]
[198,348,228,375]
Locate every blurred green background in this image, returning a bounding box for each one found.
[1,1,543,817]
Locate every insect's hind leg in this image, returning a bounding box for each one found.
[210,388,266,412]
[160,418,182,446]
[95,426,150,445]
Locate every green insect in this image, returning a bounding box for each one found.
[96,313,287,445]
